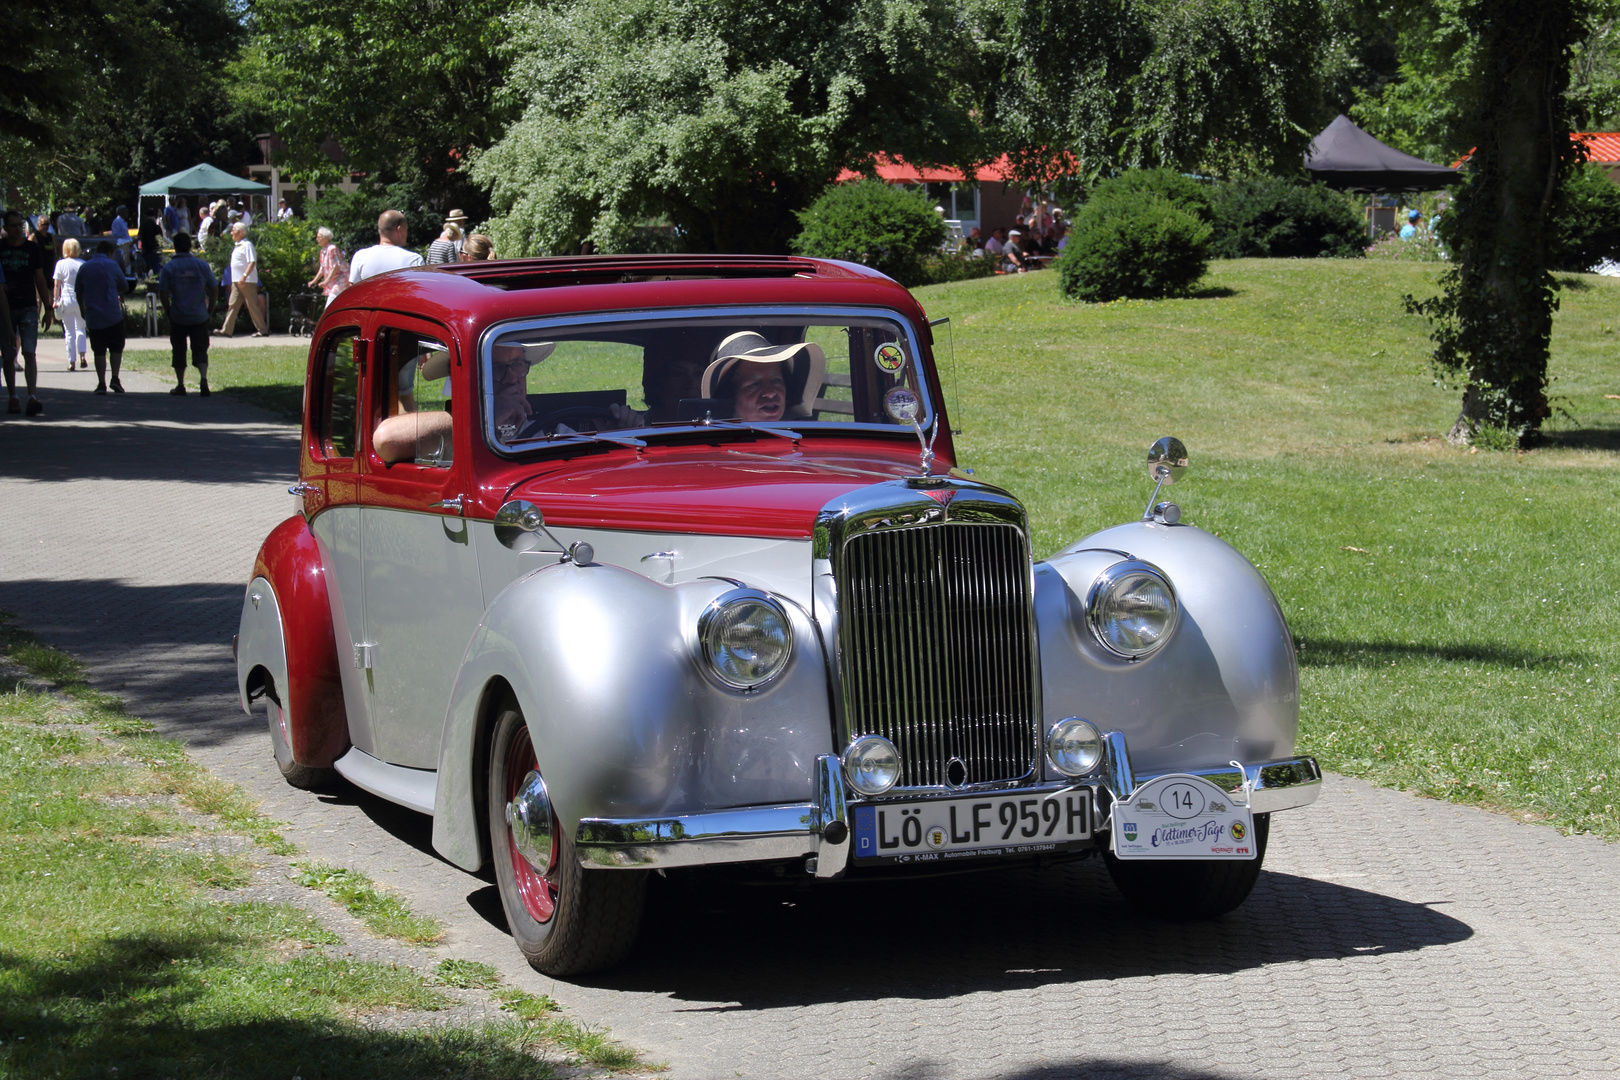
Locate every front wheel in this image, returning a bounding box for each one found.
[266,696,338,790]
[1104,813,1270,919]
[487,701,646,976]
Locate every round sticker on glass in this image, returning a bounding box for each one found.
[883,386,921,424]
[874,341,907,375]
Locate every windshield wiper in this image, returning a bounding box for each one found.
[527,429,647,449]
[641,418,801,443]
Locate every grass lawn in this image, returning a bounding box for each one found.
[0,621,643,1078]
[121,343,310,422]
[917,258,1620,839]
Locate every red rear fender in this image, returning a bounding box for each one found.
[251,515,350,768]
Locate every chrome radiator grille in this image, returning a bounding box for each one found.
[837,522,1038,789]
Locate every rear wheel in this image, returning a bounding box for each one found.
[1104,812,1270,919]
[487,701,646,976]
[266,696,338,790]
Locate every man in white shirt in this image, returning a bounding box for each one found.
[218,222,270,337]
[350,210,425,283]
[276,198,294,222]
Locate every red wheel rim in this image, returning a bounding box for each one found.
[505,725,558,923]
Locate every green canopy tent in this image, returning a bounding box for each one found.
[137,163,272,236]
[138,163,270,197]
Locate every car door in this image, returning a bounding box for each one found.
[359,316,483,769]
[301,323,379,757]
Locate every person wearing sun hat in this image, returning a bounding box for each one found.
[699,331,826,422]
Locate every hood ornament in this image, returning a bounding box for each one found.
[1142,436,1188,523]
[884,386,938,477]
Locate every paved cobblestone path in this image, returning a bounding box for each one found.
[4,366,1618,1079]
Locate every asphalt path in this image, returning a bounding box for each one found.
[3,363,1618,1079]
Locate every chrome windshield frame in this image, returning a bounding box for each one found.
[476,304,936,459]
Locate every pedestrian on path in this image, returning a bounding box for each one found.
[307,227,349,300]
[51,237,88,371]
[349,210,424,283]
[74,241,129,395]
[157,233,219,397]
[1,210,53,416]
[218,223,269,338]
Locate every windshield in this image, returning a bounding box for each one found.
[480,309,932,452]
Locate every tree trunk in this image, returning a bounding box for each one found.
[1444,0,1584,443]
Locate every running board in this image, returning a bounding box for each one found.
[334,747,437,816]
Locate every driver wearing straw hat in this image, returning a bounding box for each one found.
[698,331,825,422]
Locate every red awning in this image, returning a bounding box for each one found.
[835,155,1016,184]
[1574,132,1620,163]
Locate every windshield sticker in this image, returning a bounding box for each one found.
[874,341,907,374]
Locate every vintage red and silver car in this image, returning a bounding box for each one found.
[235,255,1321,975]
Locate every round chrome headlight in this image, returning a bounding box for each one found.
[1046,717,1102,777]
[1087,560,1178,659]
[842,734,901,796]
[699,591,793,689]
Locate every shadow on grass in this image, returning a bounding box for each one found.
[1537,426,1620,452]
[0,937,540,1080]
[1188,285,1238,300]
[1296,638,1587,669]
[220,384,303,423]
[1556,275,1594,291]
[588,859,1470,1008]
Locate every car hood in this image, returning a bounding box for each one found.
[499,444,924,538]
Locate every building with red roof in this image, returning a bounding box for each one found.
[834,155,1030,239]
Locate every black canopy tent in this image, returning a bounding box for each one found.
[1305,115,1460,191]
[1305,115,1459,238]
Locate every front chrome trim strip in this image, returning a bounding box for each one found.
[575,804,818,868]
[1137,756,1323,813]
[570,749,1322,871]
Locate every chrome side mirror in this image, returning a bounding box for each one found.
[1143,437,1189,523]
[495,499,592,564]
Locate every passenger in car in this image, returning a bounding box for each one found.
[699,332,825,422]
[374,348,454,463]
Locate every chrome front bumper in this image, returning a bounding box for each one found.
[573,738,1322,876]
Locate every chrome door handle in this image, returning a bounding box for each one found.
[289,482,317,497]
[431,496,465,515]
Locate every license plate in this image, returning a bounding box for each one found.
[1111,774,1255,860]
[851,789,1094,864]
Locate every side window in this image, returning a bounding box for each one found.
[316,328,361,459]
[372,326,454,468]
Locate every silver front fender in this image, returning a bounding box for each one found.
[432,559,834,872]
[1038,521,1299,780]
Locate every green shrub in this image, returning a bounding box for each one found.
[1090,168,1215,222]
[914,251,1000,285]
[200,221,318,328]
[1550,162,1620,272]
[792,179,947,287]
[1365,233,1445,262]
[1056,187,1212,302]
[1210,176,1365,258]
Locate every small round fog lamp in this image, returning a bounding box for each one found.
[1047,717,1102,777]
[843,735,901,796]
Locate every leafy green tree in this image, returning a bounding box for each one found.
[244,0,513,215]
[1209,176,1365,258]
[976,0,1338,183]
[1404,0,1594,445]
[1550,161,1620,270]
[473,0,985,255]
[1,0,262,209]
[792,179,947,285]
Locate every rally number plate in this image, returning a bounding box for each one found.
[1111,774,1255,860]
[852,789,1094,865]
